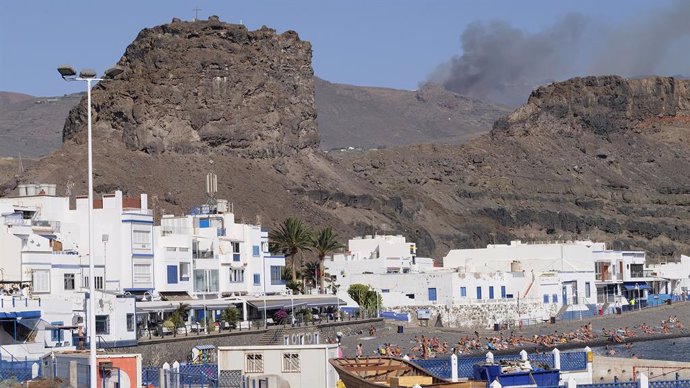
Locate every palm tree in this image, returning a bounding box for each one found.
[311,227,345,294]
[269,218,313,283]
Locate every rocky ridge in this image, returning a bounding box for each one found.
[62,17,319,157]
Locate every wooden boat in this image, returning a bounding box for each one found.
[330,357,487,388]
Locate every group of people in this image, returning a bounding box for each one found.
[0,284,30,297]
[351,314,686,359]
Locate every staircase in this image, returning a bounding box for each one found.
[258,327,285,346]
[554,304,570,319]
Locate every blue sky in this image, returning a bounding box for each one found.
[0,0,681,97]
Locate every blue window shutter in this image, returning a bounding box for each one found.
[476,287,482,300]
[489,286,495,299]
[553,294,558,303]
[253,273,261,285]
[501,286,506,299]
[167,265,178,284]
[543,294,549,304]
[252,245,260,256]
[428,288,437,301]
[460,287,466,297]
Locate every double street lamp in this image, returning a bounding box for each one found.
[56,65,122,388]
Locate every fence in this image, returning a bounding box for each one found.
[0,359,39,382]
[143,362,219,388]
[413,348,588,381]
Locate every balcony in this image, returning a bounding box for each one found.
[192,250,215,259]
[4,218,32,226]
[32,220,60,233]
[595,273,622,282]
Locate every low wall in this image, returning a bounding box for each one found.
[390,301,558,328]
[593,356,690,382]
[110,318,384,365]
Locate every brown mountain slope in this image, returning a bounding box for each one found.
[0,92,82,157]
[315,79,509,150]
[332,76,690,261]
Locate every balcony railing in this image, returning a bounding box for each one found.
[192,250,215,259]
[4,218,31,226]
[123,208,154,216]
[33,220,60,232]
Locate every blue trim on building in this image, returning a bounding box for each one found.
[132,253,154,258]
[123,288,154,292]
[121,220,154,224]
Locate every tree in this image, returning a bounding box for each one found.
[269,218,313,283]
[347,284,382,317]
[311,227,345,294]
[221,306,239,330]
[169,303,189,337]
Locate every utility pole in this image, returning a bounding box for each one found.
[193,6,202,22]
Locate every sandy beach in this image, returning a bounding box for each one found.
[339,301,690,358]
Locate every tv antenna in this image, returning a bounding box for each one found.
[193,6,202,22]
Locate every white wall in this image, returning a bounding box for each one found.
[218,344,339,388]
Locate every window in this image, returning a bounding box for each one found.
[405,293,415,299]
[381,289,390,293]
[253,273,261,285]
[552,294,558,304]
[460,287,467,297]
[229,269,245,283]
[501,286,506,299]
[94,276,104,290]
[630,264,644,278]
[179,247,189,252]
[246,353,264,373]
[95,315,109,335]
[270,266,285,285]
[167,265,178,284]
[133,264,152,286]
[51,321,64,342]
[132,230,152,248]
[428,288,437,301]
[252,245,260,257]
[166,247,177,252]
[489,286,495,300]
[476,286,482,300]
[126,314,135,332]
[585,282,591,298]
[180,263,191,281]
[543,294,549,304]
[194,269,219,292]
[32,270,50,293]
[282,353,300,373]
[64,274,75,290]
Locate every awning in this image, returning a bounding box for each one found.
[159,291,193,301]
[0,310,41,319]
[623,282,651,291]
[246,296,347,311]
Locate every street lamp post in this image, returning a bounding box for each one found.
[57,65,122,388]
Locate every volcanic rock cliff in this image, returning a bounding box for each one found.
[334,76,690,261]
[62,17,319,157]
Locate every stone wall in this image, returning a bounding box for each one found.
[392,301,558,328]
[110,318,384,365]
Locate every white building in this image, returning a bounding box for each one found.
[218,344,339,388]
[646,255,690,296]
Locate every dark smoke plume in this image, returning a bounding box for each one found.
[429,1,690,106]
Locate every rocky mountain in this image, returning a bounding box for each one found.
[2,17,690,262]
[333,76,690,261]
[314,79,509,150]
[61,17,318,158]
[0,92,82,157]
